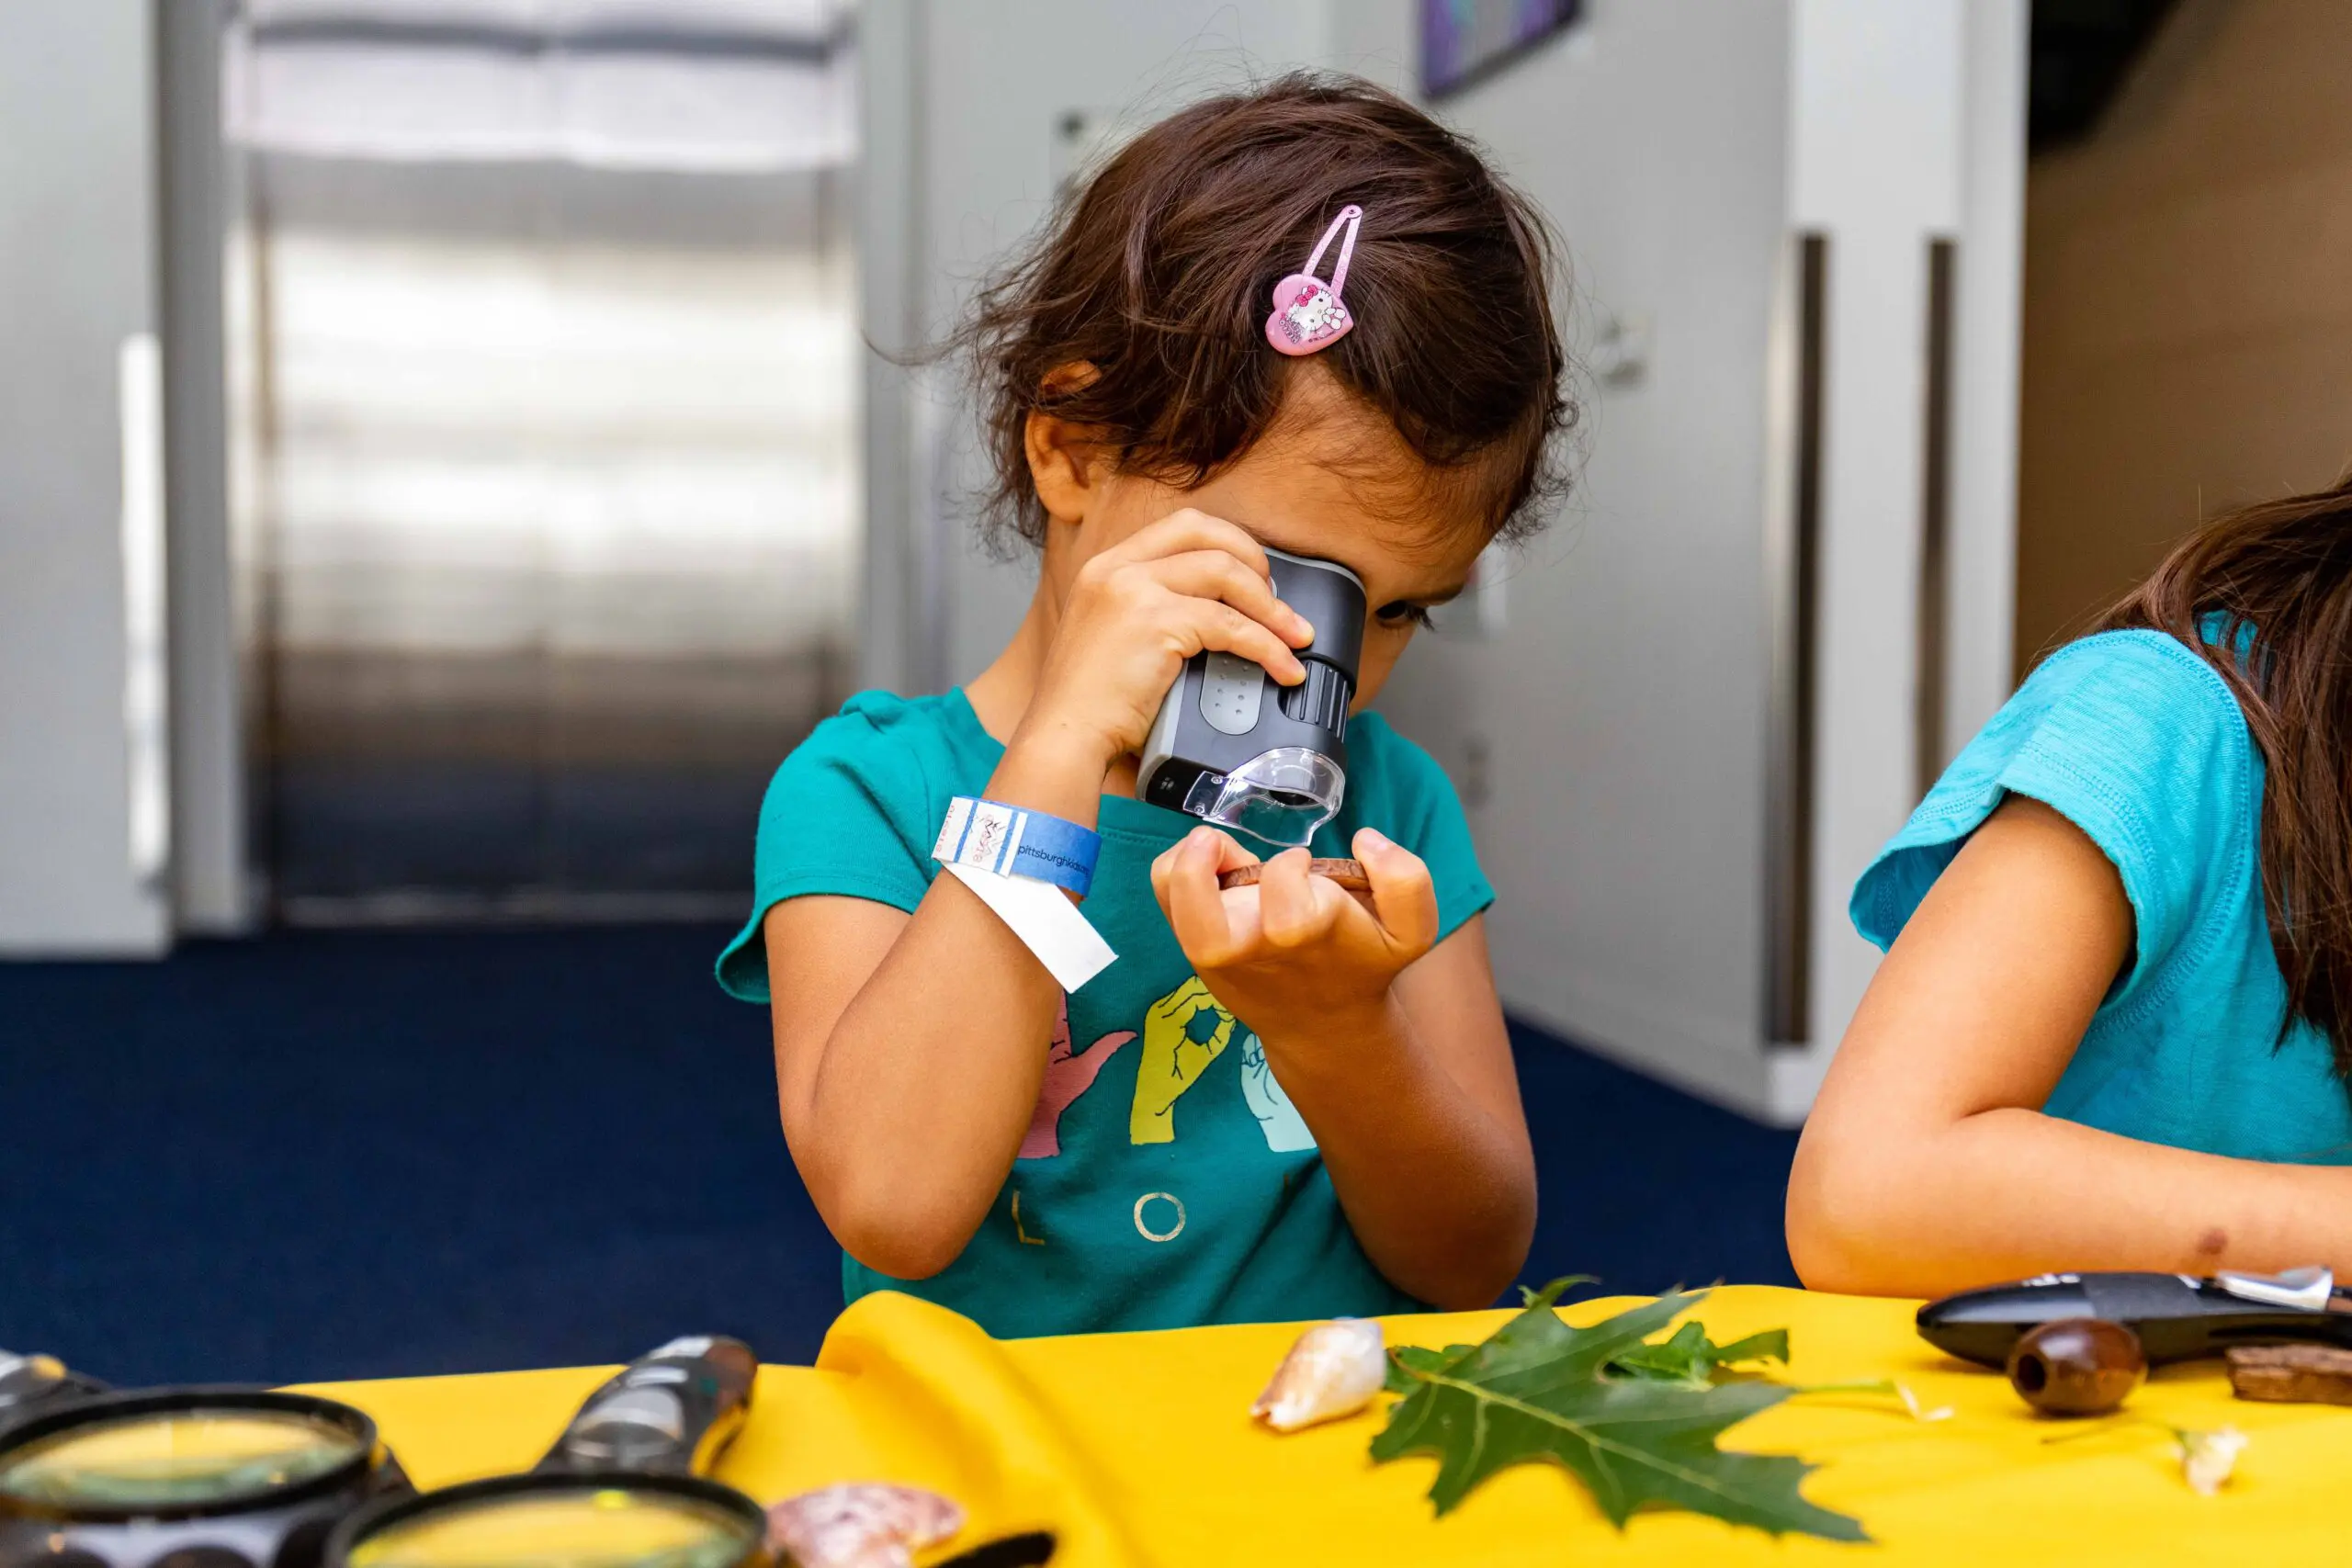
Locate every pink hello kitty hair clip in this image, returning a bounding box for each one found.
[1265,204,1363,355]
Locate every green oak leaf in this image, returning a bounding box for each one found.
[1372,1281,1864,1541]
[1385,1342,1475,1394]
[1610,1321,1792,1388]
[1518,1274,1597,1307]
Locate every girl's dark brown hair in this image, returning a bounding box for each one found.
[953,73,1573,554]
[2096,474,2352,1073]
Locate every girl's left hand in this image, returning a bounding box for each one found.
[1148,826,1440,1042]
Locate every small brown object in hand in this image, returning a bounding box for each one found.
[2006,1318,2146,1416]
[2227,1343,2352,1405]
[1219,858,1376,909]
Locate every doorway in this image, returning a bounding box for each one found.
[221,1,860,921]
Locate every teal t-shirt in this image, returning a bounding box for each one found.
[1851,627,2352,1164]
[716,688,1496,1337]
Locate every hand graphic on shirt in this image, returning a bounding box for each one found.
[1238,1032,1316,1152]
[1130,976,1236,1145]
[1019,998,1136,1160]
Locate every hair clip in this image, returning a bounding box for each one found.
[1265,204,1363,356]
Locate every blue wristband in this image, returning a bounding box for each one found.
[933,796,1102,898]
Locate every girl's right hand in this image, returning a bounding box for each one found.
[1012,509,1315,771]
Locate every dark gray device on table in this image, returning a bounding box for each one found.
[1917,1266,2352,1367]
[1137,547,1367,849]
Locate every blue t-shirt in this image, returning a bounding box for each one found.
[717,688,1496,1336]
[1851,628,2351,1164]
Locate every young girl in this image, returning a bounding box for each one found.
[1789,482,2352,1296]
[715,77,1569,1335]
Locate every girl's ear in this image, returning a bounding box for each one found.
[1023,409,1095,524]
[1023,362,1103,525]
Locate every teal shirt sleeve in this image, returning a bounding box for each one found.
[715,693,941,1004]
[1850,629,2257,1009]
[1340,713,1496,946]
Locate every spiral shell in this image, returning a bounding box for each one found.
[766,1483,963,1568]
[1250,1318,1387,1433]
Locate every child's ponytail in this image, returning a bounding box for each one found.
[2098,478,2352,1074]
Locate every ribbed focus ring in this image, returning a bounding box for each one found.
[1277,660,1351,739]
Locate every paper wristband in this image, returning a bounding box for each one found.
[934,797,1101,897]
[933,800,1115,992]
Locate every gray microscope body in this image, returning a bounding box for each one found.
[1136,547,1368,848]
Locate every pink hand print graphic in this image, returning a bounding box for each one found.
[1018,999,1136,1160]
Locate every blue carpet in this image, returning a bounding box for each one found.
[0,927,1796,1386]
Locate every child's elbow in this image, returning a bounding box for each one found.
[822,1171,984,1283]
[1783,1202,1877,1298]
[837,1224,964,1284]
[1417,1234,1534,1314]
[1783,1134,1914,1297]
[1378,1182,1537,1311]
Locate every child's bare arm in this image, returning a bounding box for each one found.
[765,513,1311,1280]
[1788,796,2352,1296]
[1331,914,1536,1308]
[762,732,1094,1280]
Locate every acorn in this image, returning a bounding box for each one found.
[2006,1317,2146,1416]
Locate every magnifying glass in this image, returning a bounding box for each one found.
[0,1386,406,1568]
[2,1340,1050,1568]
[334,1473,763,1568]
[324,1336,766,1568]
[0,1336,754,1568]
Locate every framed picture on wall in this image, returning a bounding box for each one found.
[1420,0,1584,99]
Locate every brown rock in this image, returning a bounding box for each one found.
[2227,1344,2352,1405]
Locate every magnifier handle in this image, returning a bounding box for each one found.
[0,1349,107,1434]
[536,1334,757,1478]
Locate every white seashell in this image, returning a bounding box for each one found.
[766,1483,964,1568]
[1250,1317,1387,1433]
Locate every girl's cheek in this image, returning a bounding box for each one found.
[1349,632,1415,709]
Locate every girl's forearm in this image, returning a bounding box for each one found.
[798,733,1109,1278]
[1789,1106,2352,1298]
[1262,995,1536,1309]
[805,881,1058,1274]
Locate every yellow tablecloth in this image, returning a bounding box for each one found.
[302,1287,2351,1565]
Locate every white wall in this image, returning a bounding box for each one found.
[1784,0,1969,1108]
[1947,0,2028,747]
[0,0,172,955]
[1342,1,2020,1121]
[1334,2,1800,1112]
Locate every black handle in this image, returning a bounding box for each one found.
[535,1335,757,1479]
[0,1351,107,1437]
